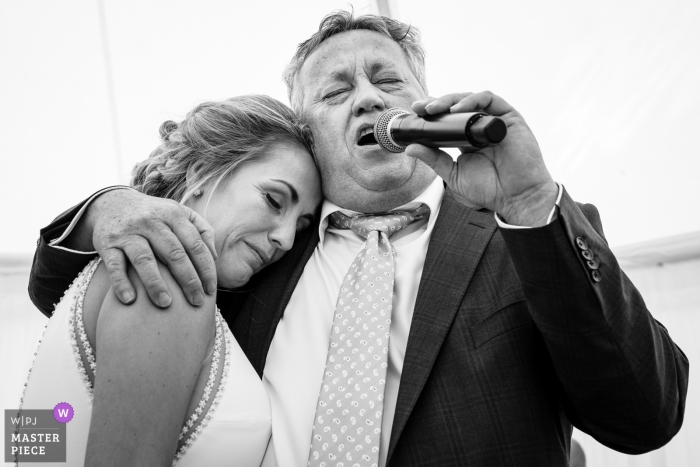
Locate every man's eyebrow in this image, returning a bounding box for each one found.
[316,69,351,87]
[270,179,298,202]
[370,58,398,75]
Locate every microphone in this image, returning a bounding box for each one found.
[372,108,507,153]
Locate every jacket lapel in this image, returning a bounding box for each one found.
[386,189,497,463]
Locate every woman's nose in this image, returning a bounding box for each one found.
[269,220,296,252]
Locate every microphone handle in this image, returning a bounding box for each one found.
[391,112,507,149]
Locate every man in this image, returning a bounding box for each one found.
[29,11,688,467]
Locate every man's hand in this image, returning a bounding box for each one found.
[407,91,558,227]
[77,189,217,307]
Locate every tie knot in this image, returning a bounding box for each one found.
[328,204,430,239]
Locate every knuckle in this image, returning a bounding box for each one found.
[104,256,125,273]
[142,275,164,290]
[166,247,189,264]
[183,276,202,290]
[111,276,130,289]
[145,198,177,221]
[132,251,156,268]
[189,239,209,256]
[167,198,185,213]
[104,231,123,244]
[200,267,217,282]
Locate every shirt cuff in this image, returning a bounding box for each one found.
[494,183,564,229]
[49,186,137,254]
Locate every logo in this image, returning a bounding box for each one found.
[5,404,70,463]
[53,402,74,424]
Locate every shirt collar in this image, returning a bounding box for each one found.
[317,176,445,244]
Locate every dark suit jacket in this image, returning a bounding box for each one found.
[29,187,689,466]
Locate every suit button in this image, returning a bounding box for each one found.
[582,250,594,261]
[576,237,588,250]
[591,270,602,282]
[587,258,599,269]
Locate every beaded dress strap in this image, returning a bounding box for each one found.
[68,257,102,396]
[174,311,232,463]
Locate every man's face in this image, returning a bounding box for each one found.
[298,30,435,212]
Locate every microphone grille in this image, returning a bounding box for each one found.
[374,108,410,153]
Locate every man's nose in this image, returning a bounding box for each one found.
[269,220,296,252]
[352,80,385,117]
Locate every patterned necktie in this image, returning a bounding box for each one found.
[308,204,430,467]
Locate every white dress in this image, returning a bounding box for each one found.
[17,258,272,466]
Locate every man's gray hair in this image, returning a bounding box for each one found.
[283,10,428,112]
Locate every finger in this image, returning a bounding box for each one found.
[122,236,173,308]
[405,144,458,185]
[186,207,217,260]
[423,93,473,115]
[101,247,136,304]
[449,91,514,116]
[411,97,438,116]
[172,209,217,296]
[148,226,205,307]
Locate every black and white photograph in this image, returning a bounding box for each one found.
[1,1,697,466]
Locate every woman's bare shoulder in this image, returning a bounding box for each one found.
[82,259,216,353]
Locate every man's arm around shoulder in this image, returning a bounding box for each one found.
[28,186,218,316]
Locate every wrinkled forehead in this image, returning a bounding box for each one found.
[298,30,413,90]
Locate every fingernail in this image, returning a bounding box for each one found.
[192,291,204,306]
[122,290,135,303]
[206,281,217,294]
[157,292,172,307]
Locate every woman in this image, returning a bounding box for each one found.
[18,95,322,466]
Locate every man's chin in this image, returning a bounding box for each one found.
[353,167,415,192]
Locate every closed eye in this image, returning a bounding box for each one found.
[264,192,282,210]
[375,79,402,89]
[323,88,350,100]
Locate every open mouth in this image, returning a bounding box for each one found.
[357,129,378,146]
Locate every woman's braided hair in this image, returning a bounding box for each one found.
[131,95,314,204]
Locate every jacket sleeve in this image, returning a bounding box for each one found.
[28,187,130,316]
[499,187,689,454]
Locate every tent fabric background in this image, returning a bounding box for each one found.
[1,0,699,254]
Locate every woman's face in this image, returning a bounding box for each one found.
[187,144,321,288]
